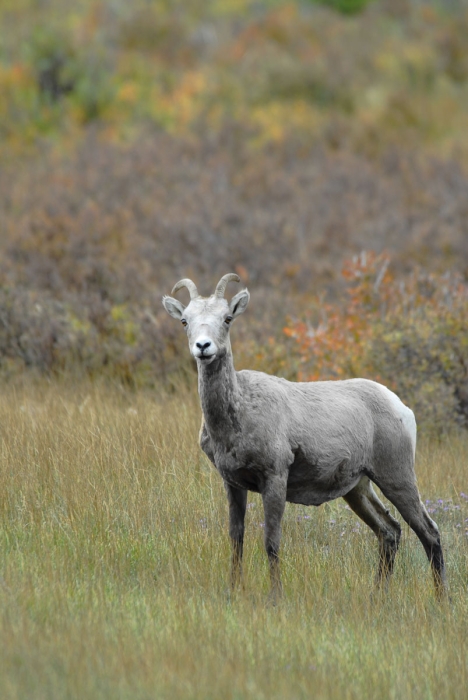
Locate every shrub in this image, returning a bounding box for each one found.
[285,251,468,433]
[26,27,76,102]
[1,131,468,390]
[309,0,376,15]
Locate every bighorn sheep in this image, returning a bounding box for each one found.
[162,274,447,600]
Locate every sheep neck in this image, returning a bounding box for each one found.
[198,349,241,440]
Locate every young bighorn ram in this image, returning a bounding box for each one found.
[163,274,447,600]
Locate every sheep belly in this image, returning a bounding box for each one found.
[286,450,363,506]
[286,480,361,506]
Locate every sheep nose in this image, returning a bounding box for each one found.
[196,340,212,352]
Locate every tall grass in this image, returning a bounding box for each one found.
[0,379,467,699]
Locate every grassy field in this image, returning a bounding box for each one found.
[0,379,467,699]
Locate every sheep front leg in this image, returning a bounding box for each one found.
[224,483,248,590]
[262,477,287,604]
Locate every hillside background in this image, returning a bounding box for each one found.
[1,0,468,430]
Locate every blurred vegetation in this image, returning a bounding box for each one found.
[0,0,467,432]
[285,252,468,432]
[311,0,377,14]
[2,0,468,154]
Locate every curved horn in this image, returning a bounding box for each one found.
[171,278,199,300]
[214,273,240,299]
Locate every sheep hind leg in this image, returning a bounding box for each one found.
[343,477,401,589]
[374,477,448,600]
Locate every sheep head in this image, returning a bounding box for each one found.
[162,274,250,364]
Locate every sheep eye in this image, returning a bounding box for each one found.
[181,319,188,327]
[225,315,233,325]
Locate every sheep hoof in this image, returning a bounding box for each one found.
[266,589,283,607]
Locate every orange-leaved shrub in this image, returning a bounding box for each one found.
[284,252,468,433]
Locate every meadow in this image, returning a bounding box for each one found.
[1,379,467,699]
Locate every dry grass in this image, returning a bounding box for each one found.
[0,379,467,699]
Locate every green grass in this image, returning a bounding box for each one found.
[0,380,467,699]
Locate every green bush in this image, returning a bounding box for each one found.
[309,0,376,15]
[26,27,77,102]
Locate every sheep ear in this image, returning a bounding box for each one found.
[162,296,186,320]
[229,289,250,318]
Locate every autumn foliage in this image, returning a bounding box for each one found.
[285,252,468,432]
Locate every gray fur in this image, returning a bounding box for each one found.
[163,275,447,600]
